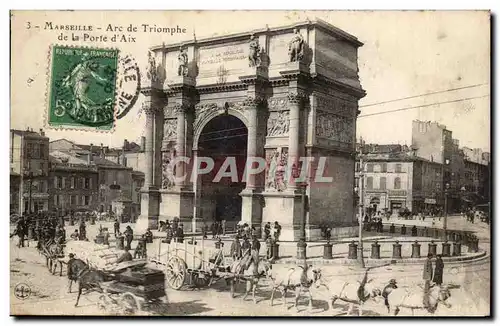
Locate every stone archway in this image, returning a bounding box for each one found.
[196,114,248,225]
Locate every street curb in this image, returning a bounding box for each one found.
[273,250,487,266]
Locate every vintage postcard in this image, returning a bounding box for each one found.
[9,10,490,316]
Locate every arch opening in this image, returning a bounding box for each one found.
[197,114,248,224]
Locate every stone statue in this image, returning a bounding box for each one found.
[248,34,261,67]
[275,152,288,191]
[162,153,176,189]
[177,46,189,77]
[266,151,279,190]
[146,51,158,82]
[288,28,305,62]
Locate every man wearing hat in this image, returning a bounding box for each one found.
[230,235,242,261]
[176,223,184,243]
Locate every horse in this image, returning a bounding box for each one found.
[228,257,272,303]
[324,278,383,316]
[268,264,322,311]
[386,284,452,316]
[41,240,65,274]
[68,259,107,307]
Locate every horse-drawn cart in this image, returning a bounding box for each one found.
[65,241,168,314]
[95,261,168,314]
[148,238,272,303]
[149,238,234,290]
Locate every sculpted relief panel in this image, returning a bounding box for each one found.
[315,111,354,145]
[267,111,289,137]
[163,119,177,140]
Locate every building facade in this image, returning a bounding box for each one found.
[138,20,366,240]
[356,148,443,215]
[10,128,50,214]
[48,151,99,215]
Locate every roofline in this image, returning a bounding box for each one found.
[151,18,363,52]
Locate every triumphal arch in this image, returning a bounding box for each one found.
[137,20,366,241]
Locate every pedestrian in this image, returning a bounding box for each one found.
[263,222,271,241]
[211,221,217,239]
[176,224,184,243]
[266,236,274,259]
[401,224,406,236]
[221,219,226,236]
[79,221,86,241]
[163,224,173,244]
[145,228,153,243]
[433,254,444,286]
[124,226,133,250]
[422,253,434,310]
[230,235,242,261]
[114,219,120,237]
[389,223,395,234]
[102,228,110,246]
[411,225,418,236]
[134,235,147,259]
[377,218,383,233]
[250,235,261,276]
[273,221,281,242]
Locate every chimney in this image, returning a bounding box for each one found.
[100,143,104,158]
[88,143,93,165]
[39,128,45,136]
[121,149,127,167]
[123,139,129,151]
[140,136,146,151]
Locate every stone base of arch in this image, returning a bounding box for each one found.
[159,189,195,229]
[261,189,306,241]
[135,186,161,235]
[240,188,263,238]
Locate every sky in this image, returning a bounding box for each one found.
[10,10,491,152]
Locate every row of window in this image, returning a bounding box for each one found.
[365,176,402,190]
[25,143,47,159]
[357,163,403,173]
[53,194,92,206]
[53,176,93,189]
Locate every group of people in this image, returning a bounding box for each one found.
[363,215,384,233]
[11,214,71,249]
[157,219,185,244]
[422,253,445,311]
[229,233,261,275]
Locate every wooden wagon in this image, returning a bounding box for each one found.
[148,238,242,291]
[95,261,168,314]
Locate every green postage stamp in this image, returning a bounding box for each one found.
[47,45,120,130]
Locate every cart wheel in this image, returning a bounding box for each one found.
[120,292,141,314]
[166,256,187,290]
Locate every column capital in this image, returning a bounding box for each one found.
[287,91,308,106]
[173,103,194,115]
[142,100,163,117]
[242,95,267,109]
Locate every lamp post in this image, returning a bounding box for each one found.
[444,183,450,239]
[356,146,366,268]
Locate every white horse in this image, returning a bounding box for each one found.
[324,278,383,316]
[268,264,322,311]
[387,284,451,316]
